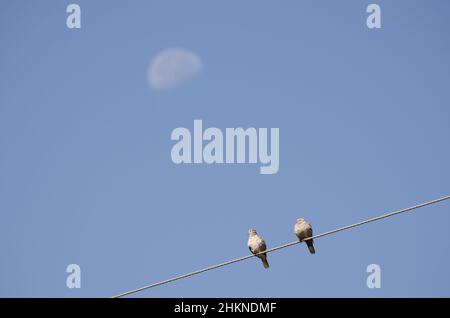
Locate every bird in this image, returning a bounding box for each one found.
[247,228,270,269]
[294,218,316,254]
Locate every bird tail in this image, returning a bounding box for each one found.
[261,255,270,269]
[306,241,316,254]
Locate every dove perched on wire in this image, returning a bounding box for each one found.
[294,218,316,254]
[247,228,270,269]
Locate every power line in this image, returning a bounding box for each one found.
[111,194,450,298]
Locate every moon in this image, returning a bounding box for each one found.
[148,48,203,90]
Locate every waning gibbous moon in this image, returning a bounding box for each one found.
[148,48,203,90]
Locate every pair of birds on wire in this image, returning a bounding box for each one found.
[247,218,315,269]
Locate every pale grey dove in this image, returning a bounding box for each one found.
[247,228,270,269]
[294,218,316,254]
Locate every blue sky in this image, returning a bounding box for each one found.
[1,1,449,297]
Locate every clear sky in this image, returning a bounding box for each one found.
[1,1,449,297]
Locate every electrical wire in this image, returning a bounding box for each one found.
[111,194,450,298]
